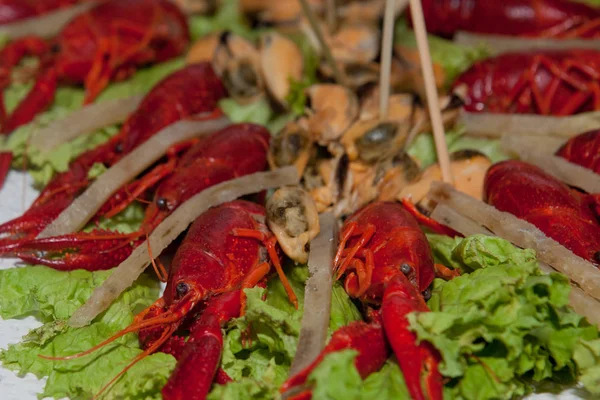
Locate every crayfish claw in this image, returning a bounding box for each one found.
[381,274,443,400]
[15,230,139,271]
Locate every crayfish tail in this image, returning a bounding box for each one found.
[381,274,442,400]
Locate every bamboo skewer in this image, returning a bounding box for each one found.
[379,0,397,120]
[299,0,348,86]
[408,0,453,184]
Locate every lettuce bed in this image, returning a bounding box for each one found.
[1,235,598,399]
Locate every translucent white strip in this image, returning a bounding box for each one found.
[31,95,144,152]
[502,135,600,194]
[459,110,600,138]
[39,117,230,238]
[0,2,95,39]
[455,32,600,54]
[289,212,337,377]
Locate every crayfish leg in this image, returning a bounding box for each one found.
[400,198,462,237]
[162,291,242,400]
[280,321,389,396]
[2,68,58,134]
[381,274,443,400]
[232,228,298,309]
[0,152,13,191]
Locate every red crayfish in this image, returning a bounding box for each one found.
[0,0,189,134]
[282,201,445,400]
[556,129,600,174]
[42,200,297,400]
[7,123,274,274]
[0,63,227,258]
[0,0,82,25]
[417,0,600,39]
[484,159,600,264]
[453,50,600,116]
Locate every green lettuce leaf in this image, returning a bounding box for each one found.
[394,20,489,87]
[188,0,259,41]
[0,265,175,399]
[412,234,599,400]
[218,98,295,134]
[306,351,411,400]
[1,58,184,187]
[408,127,510,168]
[210,264,362,397]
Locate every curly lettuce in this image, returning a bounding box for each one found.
[412,235,600,400]
[0,266,175,399]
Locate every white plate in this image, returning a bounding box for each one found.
[0,170,587,400]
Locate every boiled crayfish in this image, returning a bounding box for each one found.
[0,62,226,258]
[453,50,600,116]
[9,123,273,274]
[0,0,189,134]
[42,200,296,400]
[484,159,600,264]
[417,0,600,39]
[0,0,82,25]
[556,129,600,174]
[282,201,444,400]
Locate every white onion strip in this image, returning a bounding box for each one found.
[0,2,95,39]
[430,204,492,237]
[430,202,600,328]
[459,110,600,138]
[501,135,600,194]
[31,94,144,152]
[428,181,600,301]
[454,32,600,54]
[288,212,337,378]
[38,117,230,238]
[68,166,300,327]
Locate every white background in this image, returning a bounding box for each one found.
[0,170,587,399]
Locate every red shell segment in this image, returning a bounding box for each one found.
[453,50,600,116]
[484,160,600,263]
[418,0,600,38]
[556,130,600,174]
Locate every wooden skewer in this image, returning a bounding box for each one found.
[299,0,348,86]
[408,0,454,185]
[379,0,410,120]
[379,0,396,120]
[326,0,337,32]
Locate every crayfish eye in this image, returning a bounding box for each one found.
[594,251,600,264]
[176,282,189,298]
[400,263,412,275]
[422,288,432,301]
[156,197,168,211]
[50,43,61,54]
[114,142,123,153]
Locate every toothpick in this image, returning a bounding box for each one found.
[408,0,453,184]
[326,0,337,32]
[379,0,396,120]
[299,0,348,86]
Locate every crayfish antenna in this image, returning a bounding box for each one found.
[91,324,178,400]
[0,152,12,190]
[39,292,200,362]
[400,198,463,237]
